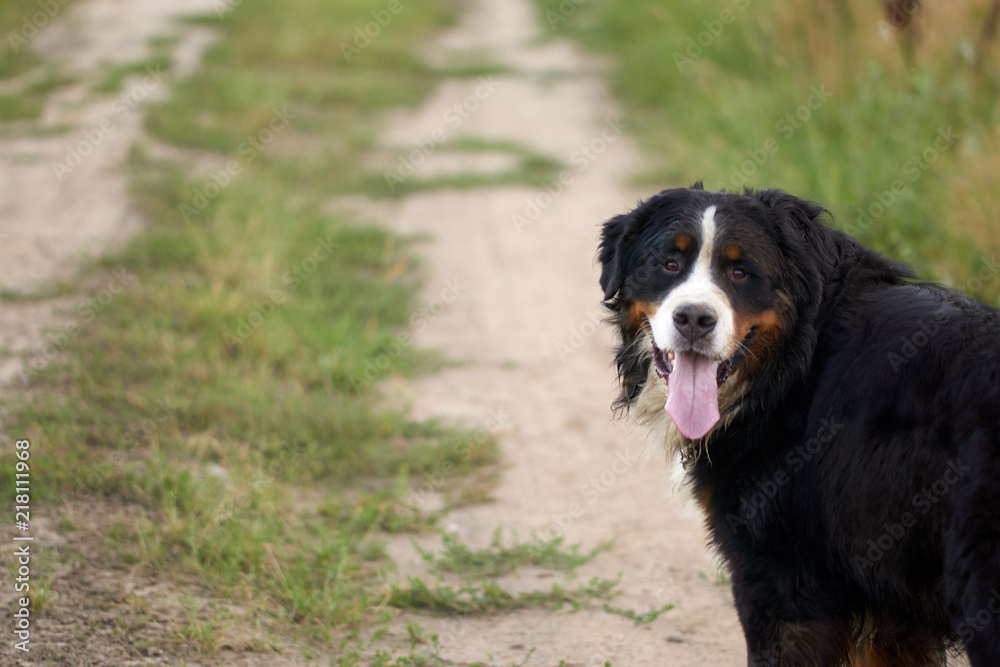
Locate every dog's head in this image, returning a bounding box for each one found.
[599,184,838,444]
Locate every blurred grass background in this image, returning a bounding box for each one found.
[2,0,1000,661]
[0,0,79,119]
[0,0,74,78]
[537,0,1000,304]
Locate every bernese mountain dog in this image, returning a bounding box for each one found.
[598,184,1000,666]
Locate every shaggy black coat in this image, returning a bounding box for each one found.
[599,186,1000,666]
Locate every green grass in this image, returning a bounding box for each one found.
[91,54,173,94]
[349,531,652,663]
[0,0,79,79]
[0,68,76,120]
[602,601,674,624]
[535,0,1000,305]
[390,531,622,617]
[0,0,511,652]
[341,621,540,667]
[698,568,732,587]
[415,528,612,579]
[382,139,565,198]
[0,1,80,119]
[389,574,621,616]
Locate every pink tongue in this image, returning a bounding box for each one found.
[666,351,721,440]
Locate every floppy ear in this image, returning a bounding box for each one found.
[598,211,636,302]
[751,188,839,271]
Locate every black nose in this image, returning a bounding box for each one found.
[673,304,718,343]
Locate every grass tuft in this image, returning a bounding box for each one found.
[602,602,674,624]
[389,574,622,616]
[416,527,612,579]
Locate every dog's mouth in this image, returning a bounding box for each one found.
[651,347,738,385]
[648,326,753,441]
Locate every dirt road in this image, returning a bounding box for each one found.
[379,0,748,663]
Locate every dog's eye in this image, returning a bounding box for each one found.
[731,268,748,281]
[664,260,681,273]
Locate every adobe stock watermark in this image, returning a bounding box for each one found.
[213,0,242,18]
[888,254,1000,372]
[538,447,643,543]
[543,0,588,31]
[179,106,296,223]
[878,0,921,39]
[580,576,678,666]
[222,233,337,351]
[350,277,468,390]
[51,66,169,182]
[340,0,413,62]
[426,618,472,655]
[672,0,752,73]
[714,84,833,192]
[725,416,844,534]
[75,395,178,501]
[851,458,970,573]
[552,309,603,363]
[511,115,627,232]
[6,0,69,53]
[956,588,1000,645]
[201,439,318,540]
[383,77,501,192]
[842,126,959,237]
[20,268,136,384]
[404,407,508,512]
[748,624,809,667]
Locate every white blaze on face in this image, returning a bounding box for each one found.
[647,205,737,440]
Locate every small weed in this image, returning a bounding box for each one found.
[173,603,227,655]
[389,573,622,615]
[698,569,731,587]
[602,602,674,624]
[30,576,54,613]
[415,527,611,578]
[0,70,77,121]
[91,55,172,94]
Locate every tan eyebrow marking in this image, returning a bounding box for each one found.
[675,234,691,252]
[723,245,741,261]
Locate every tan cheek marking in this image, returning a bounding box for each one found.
[723,245,741,261]
[675,234,691,252]
[628,300,659,327]
[734,308,785,374]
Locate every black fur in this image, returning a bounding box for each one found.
[599,186,1000,666]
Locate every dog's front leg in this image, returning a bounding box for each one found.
[734,578,853,667]
[741,618,854,667]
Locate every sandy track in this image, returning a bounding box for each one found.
[378,0,748,663]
